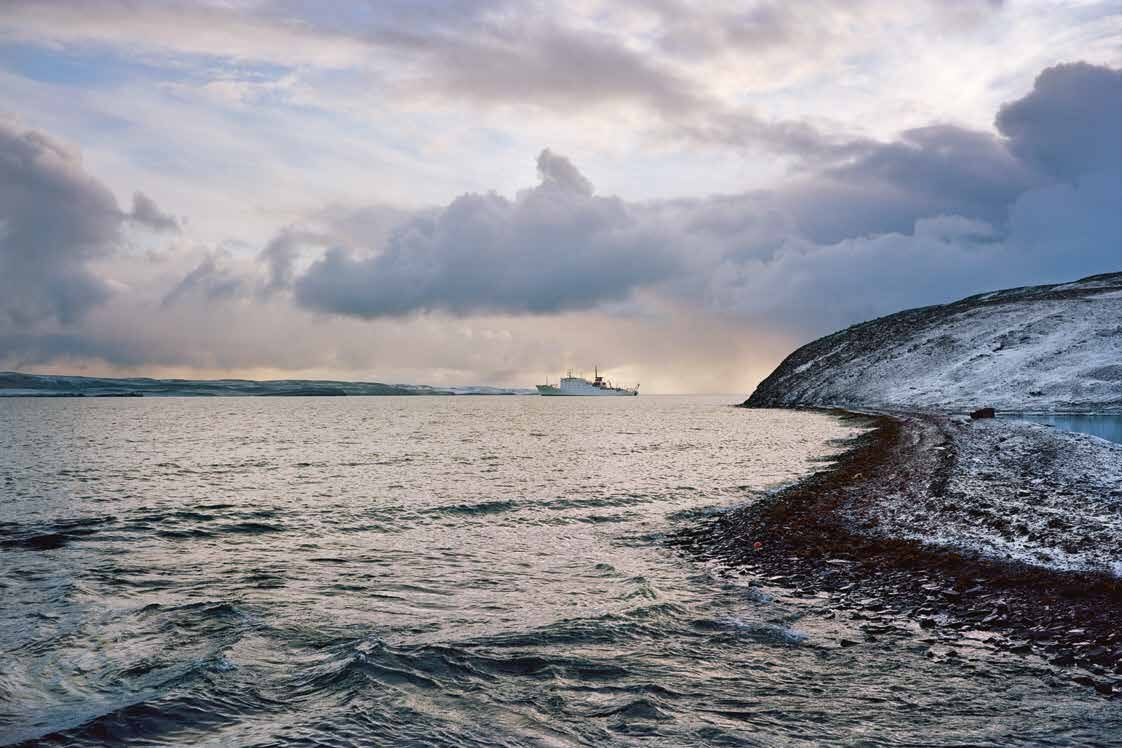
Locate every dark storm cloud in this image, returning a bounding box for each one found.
[784,124,1038,243]
[732,64,1119,245]
[0,120,180,328]
[0,120,120,325]
[285,63,1120,329]
[2,57,1116,376]
[702,63,1122,334]
[293,151,680,317]
[996,62,1122,181]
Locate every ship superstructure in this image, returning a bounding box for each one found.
[536,368,638,396]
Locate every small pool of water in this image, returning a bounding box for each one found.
[1005,413,1122,445]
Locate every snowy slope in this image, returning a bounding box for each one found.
[746,273,1122,412]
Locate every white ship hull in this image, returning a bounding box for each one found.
[536,385,636,396]
[536,375,638,396]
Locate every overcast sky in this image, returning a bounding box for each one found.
[0,1,1119,392]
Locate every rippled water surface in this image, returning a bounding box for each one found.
[2,396,1118,746]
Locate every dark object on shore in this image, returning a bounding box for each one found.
[970,407,995,419]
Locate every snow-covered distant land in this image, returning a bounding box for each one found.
[0,372,533,397]
[746,273,1122,413]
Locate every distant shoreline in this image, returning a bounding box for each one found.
[675,408,1122,698]
[0,371,533,398]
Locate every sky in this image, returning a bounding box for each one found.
[0,1,1119,393]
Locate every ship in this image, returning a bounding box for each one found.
[536,368,638,396]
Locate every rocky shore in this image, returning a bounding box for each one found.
[674,410,1122,698]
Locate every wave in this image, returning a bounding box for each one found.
[0,516,115,551]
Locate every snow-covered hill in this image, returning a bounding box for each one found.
[745,273,1122,412]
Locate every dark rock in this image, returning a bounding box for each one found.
[970,407,996,420]
[1086,646,1114,667]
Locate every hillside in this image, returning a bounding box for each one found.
[745,273,1122,412]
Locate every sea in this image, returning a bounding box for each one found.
[1005,413,1122,445]
[1,396,1118,746]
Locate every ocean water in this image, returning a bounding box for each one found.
[1,396,1117,746]
[1005,413,1122,445]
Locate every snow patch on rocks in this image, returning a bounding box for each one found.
[862,418,1122,576]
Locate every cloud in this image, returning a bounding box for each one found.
[0,119,120,325]
[1,61,1117,392]
[128,191,179,232]
[284,62,1119,335]
[259,227,329,295]
[536,149,593,196]
[996,62,1122,181]
[781,124,1038,243]
[685,67,1120,334]
[0,119,179,328]
[257,204,411,295]
[293,151,680,317]
[0,0,1069,165]
[161,251,244,307]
